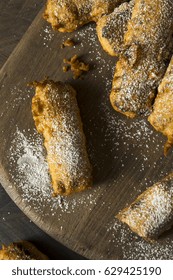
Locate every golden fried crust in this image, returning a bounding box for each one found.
[44,0,127,32]
[32,80,92,196]
[110,0,173,118]
[117,173,173,240]
[148,57,173,155]
[96,1,134,57]
[0,241,48,260]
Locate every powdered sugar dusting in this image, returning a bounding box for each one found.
[148,56,173,149]
[107,219,173,259]
[99,96,167,177]
[40,25,55,48]
[32,81,92,195]
[4,8,173,258]
[44,0,126,32]
[118,177,173,239]
[97,0,134,56]
[9,128,98,216]
[0,85,32,117]
[63,24,115,88]
[111,0,173,116]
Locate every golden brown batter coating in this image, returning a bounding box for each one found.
[32,80,92,196]
[96,1,134,57]
[117,173,173,240]
[148,57,173,156]
[61,39,75,48]
[44,0,127,32]
[0,241,48,260]
[63,55,90,79]
[110,0,173,118]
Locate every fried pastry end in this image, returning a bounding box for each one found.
[117,173,173,240]
[0,241,48,260]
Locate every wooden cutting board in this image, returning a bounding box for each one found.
[1,7,173,260]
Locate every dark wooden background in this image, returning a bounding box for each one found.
[0,0,84,260]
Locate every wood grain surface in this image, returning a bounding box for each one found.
[0,0,45,67]
[0,0,85,260]
[1,2,173,260]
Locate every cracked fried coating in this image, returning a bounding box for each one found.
[44,0,127,32]
[96,1,134,56]
[0,241,48,260]
[110,0,173,118]
[148,56,173,156]
[32,80,92,196]
[117,173,173,240]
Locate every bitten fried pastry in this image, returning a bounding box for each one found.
[0,241,48,260]
[96,1,134,56]
[110,0,173,118]
[148,56,173,156]
[32,80,92,196]
[116,173,173,240]
[44,0,127,32]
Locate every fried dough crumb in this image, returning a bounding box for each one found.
[61,39,75,48]
[63,55,89,79]
[62,65,69,72]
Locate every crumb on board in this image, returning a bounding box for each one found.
[62,65,69,72]
[61,39,75,48]
[63,55,90,79]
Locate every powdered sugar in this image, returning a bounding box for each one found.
[117,177,173,239]
[111,0,173,117]
[62,24,115,86]
[107,219,173,259]
[32,81,92,195]
[40,25,55,48]
[9,128,98,216]
[99,95,166,174]
[44,0,126,32]
[148,56,173,152]
[3,6,173,258]
[97,1,134,56]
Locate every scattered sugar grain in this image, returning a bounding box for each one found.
[40,26,55,48]
[106,219,173,259]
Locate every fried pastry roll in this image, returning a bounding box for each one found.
[32,80,92,196]
[44,0,127,32]
[117,173,173,240]
[96,1,134,56]
[0,241,48,260]
[110,0,173,118]
[148,56,173,156]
